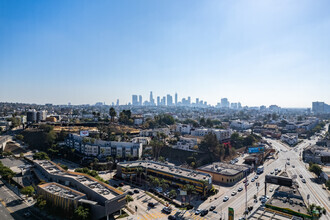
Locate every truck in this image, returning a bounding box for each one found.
[256,166,264,174]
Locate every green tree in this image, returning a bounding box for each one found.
[74,206,90,220]
[309,163,322,176]
[150,140,165,160]
[158,156,165,163]
[15,134,24,141]
[33,152,50,160]
[20,186,35,197]
[169,189,177,198]
[183,184,195,205]
[126,195,134,203]
[109,107,116,122]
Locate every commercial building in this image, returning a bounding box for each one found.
[302,145,330,165]
[66,134,143,159]
[117,161,212,195]
[281,133,298,146]
[197,162,251,185]
[312,101,330,114]
[33,160,126,220]
[37,182,86,212]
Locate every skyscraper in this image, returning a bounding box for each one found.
[150,91,155,106]
[139,95,142,106]
[116,99,119,106]
[196,98,199,106]
[175,93,178,106]
[157,96,160,106]
[221,98,230,108]
[188,96,191,105]
[167,94,173,106]
[132,95,138,106]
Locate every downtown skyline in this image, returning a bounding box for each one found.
[1,1,330,107]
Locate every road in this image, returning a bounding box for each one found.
[0,179,31,220]
[181,134,330,220]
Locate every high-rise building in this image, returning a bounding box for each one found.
[175,93,178,106]
[132,95,138,106]
[167,94,173,106]
[149,91,155,106]
[37,110,47,122]
[139,95,142,106]
[27,110,37,123]
[116,99,119,106]
[161,96,166,106]
[188,97,191,105]
[157,96,160,106]
[196,98,199,106]
[312,101,330,113]
[221,98,230,108]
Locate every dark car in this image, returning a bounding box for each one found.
[162,207,172,214]
[168,215,176,220]
[119,182,124,187]
[209,206,216,211]
[128,191,134,195]
[200,210,209,216]
[148,202,155,207]
[113,184,118,187]
[134,189,139,193]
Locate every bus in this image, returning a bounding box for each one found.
[256,166,264,174]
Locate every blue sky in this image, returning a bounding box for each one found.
[1,0,330,107]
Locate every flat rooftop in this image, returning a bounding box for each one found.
[267,185,309,216]
[119,160,212,183]
[198,162,251,176]
[34,160,123,200]
[39,182,85,200]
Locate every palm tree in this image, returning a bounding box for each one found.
[183,184,195,205]
[109,107,116,122]
[136,167,143,185]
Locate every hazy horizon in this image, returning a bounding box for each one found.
[1,1,330,107]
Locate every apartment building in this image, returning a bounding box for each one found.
[66,134,143,159]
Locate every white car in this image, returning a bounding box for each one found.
[231,191,237,196]
[269,187,274,192]
[223,196,229,202]
[195,209,201,215]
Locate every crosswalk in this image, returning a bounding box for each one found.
[136,210,208,220]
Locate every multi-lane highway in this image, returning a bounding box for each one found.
[182,134,330,220]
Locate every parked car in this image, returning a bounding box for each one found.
[238,187,243,192]
[195,209,201,215]
[269,187,274,192]
[231,191,237,196]
[302,179,306,183]
[119,182,124,187]
[128,191,134,195]
[148,202,155,207]
[251,178,255,182]
[254,175,259,179]
[299,174,303,178]
[134,189,139,193]
[223,196,229,202]
[243,179,248,183]
[168,215,176,220]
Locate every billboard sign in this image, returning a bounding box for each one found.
[265,175,293,187]
[80,130,89,137]
[248,147,264,153]
[228,207,234,220]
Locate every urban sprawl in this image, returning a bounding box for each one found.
[0,97,330,220]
